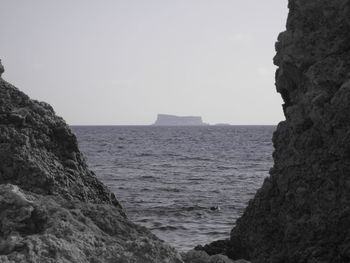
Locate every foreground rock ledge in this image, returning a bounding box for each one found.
[0,66,182,262]
[201,1,350,262]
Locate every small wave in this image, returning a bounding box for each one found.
[188,177,203,181]
[152,225,187,231]
[206,231,228,235]
[216,166,232,170]
[182,205,206,211]
[136,218,149,223]
[159,188,181,193]
[137,153,154,157]
[159,163,174,168]
[179,157,213,162]
[165,153,182,157]
[141,175,156,179]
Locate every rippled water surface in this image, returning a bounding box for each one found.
[72,126,275,251]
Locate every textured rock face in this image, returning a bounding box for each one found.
[0,63,182,262]
[225,1,350,262]
[0,184,182,263]
[0,60,4,77]
[0,72,121,206]
[182,249,250,263]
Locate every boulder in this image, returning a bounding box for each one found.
[182,249,249,263]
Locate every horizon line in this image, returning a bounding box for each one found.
[69,124,278,126]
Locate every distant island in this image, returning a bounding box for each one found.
[153,114,209,126]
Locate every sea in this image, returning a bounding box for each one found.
[71,125,275,252]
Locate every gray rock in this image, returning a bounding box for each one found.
[182,250,211,263]
[208,254,234,263]
[0,184,183,262]
[0,60,4,77]
[0,65,183,262]
[0,75,122,208]
[228,0,350,262]
[203,1,350,262]
[182,250,249,263]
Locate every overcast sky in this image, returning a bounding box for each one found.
[1,0,288,125]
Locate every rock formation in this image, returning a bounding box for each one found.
[182,249,250,263]
[0,60,4,77]
[0,60,182,262]
[199,1,350,262]
[153,114,208,126]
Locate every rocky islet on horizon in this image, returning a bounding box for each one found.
[152,114,232,126]
[153,114,209,126]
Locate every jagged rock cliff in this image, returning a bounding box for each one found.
[0,60,182,263]
[215,1,350,262]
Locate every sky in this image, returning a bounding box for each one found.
[0,0,289,125]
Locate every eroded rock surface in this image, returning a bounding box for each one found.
[0,74,122,206]
[0,60,4,77]
[228,1,350,262]
[202,1,350,262]
[182,249,250,263]
[0,61,182,262]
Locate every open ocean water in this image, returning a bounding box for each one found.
[71,126,275,251]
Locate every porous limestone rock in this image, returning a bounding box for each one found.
[182,249,250,263]
[203,1,350,262]
[0,70,122,206]
[0,60,4,77]
[0,60,182,263]
[233,1,350,262]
